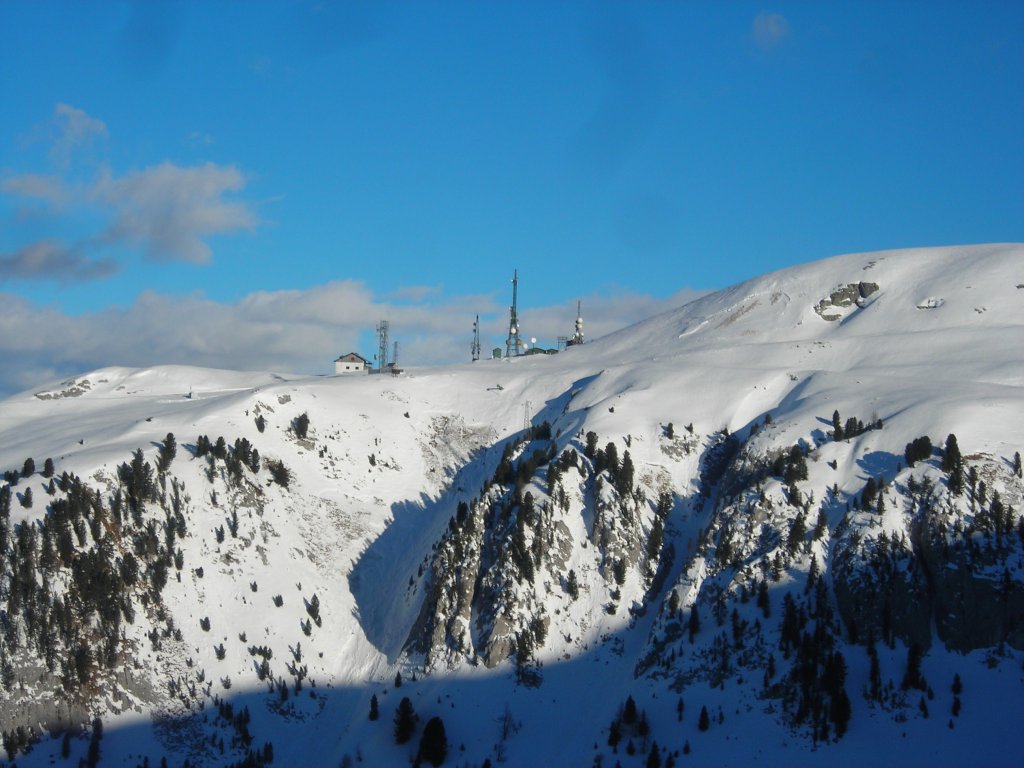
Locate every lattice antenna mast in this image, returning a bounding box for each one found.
[376,320,390,372]
[573,300,584,345]
[471,315,481,362]
[506,269,522,358]
[392,341,399,374]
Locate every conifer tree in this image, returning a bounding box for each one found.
[394,697,416,744]
[369,694,379,721]
[788,514,806,554]
[565,569,579,600]
[608,719,621,750]
[621,695,638,725]
[157,433,177,472]
[646,741,662,768]
[418,716,448,766]
[943,434,964,494]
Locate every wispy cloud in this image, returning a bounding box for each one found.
[1,105,259,277]
[187,131,215,147]
[0,283,705,397]
[752,12,791,51]
[0,240,118,283]
[1,174,71,207]
[93,162,258,264]
[50,103,108,168]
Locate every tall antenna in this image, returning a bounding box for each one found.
[376,320,390,373]
[506,269,522,358]
[571,299,584,346]
[471,315,481,362]
[392,340,399,374]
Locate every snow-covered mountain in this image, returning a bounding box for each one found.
[1,243,1022,767]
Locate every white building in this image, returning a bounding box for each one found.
[334,352,370,374]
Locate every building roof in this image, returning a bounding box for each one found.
[335,352,370,364]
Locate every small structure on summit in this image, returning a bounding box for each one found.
[505,269,523,358]
[568,300,584,346]
[476,272,586,360]
[335,352,370,374]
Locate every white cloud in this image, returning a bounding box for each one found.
[51,103,108,168]
[0,283,705,397]
[752,11,791,50]
[93,162,258,263]
[1,174,70,207]
[0,240,119,283]
[2,105,260,275]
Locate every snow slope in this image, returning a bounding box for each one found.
[0,243,1022,767]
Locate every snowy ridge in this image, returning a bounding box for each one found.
[0,243,1022,767]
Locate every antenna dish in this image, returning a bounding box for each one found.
[531,337,537,344]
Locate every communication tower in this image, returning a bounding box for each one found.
[392,341,399,375]
[376,320,390,372]
[471,315,481,362]
[568,300,584,346]
[505,269,522,358]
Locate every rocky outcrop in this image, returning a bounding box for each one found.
[814,281,880,321]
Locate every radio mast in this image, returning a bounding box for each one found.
[376,320,390,372]
[472,315,481,362]
[505,270,522,358]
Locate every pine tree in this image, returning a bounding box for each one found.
[788,514,806,554]
[86,717,102,768]
[418,716,448,767]
[647,516,664,562]
[621,695,638,725]
[393,697,416,744]
[698,705,710,731]
[565,569,579,600]
[831,410,843,440]
[902,642,924,691]
[943,434,964,494]
[646,741,662,768]
[608,719,622,750]
[688,604,700,641]
[157,433,177,472]
[369,694,379,721]
[617,450,634,495]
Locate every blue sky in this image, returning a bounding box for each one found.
[1,1,1021,393]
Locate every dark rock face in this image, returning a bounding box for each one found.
[814,281,881,320]
[917,517,1024,652]
[832,460,1024,654]
[832,537,934,650]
